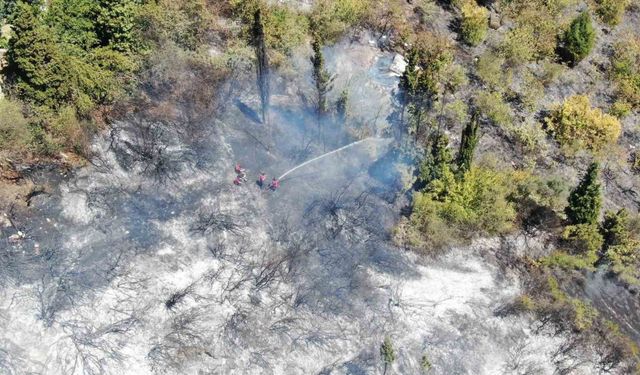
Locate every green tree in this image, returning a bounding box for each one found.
[47,0,99,50]
[601,209,630,250]
[95,0,140,52]
[460,0,488,46]
[336,89,348,124]
[566,162,601,225]
[252,7,270,124]
[398,33,453,139]
[456,111,479,175]
[380,336,396,375]
[563,11,595,65]
[4,1,72,108]
[398,47,419,126]
[0,0,17,19]
[419,132,452,188]
[310,34,332,116]
[600,209,640,285]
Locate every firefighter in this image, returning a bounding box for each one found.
[235,163,245,175]
[258,172,267,188]
[269,178,280,191]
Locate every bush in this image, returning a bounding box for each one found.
[476,52,510,92]
[475,91,513,127]
[606,244,640,286]
[141,0,216,51]
[423,166,517,234]
[610,37,640,109]
[601,209,640,286]
[264,6,309,55]
[507,121,549,156]
[609,101,632,118]
[443,99,469,128]
[562,11,596,65]
[593,0,631,26]
[310,0,369,43]
[230,1,309,56]
[545,95,621,153]
[399,162,521,250]
[460,1,488,46]
[0,99,30,153]
[546,276,597,332]
[418,133,452,187]
[499,2,559,63]
[542,223,602,270]
[49,106,90,155]
[501,25,537,64]
[542,250,597,270]
[564,223,603,257]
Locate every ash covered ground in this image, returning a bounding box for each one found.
[0,36,607,374]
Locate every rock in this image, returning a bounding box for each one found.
[489,12,501,30]
[8,231,25,243]
[389,54,407,76]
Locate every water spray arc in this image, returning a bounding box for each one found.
[278,138,385,180]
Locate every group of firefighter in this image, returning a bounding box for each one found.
[233,164,280,191]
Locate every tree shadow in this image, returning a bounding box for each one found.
[234,99,263,125]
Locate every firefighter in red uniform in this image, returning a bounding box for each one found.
[269,178,280,191]
[258,172,267,188]
[235,163,245,175]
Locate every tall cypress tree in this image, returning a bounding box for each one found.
[336,89,348,124]
[310,34,332,116]
[566,162,602,225]
[252,7,269,124]
[419,132,452,187]
[398,43,440,139]
[456,111,479,175]
[399,48,419,125]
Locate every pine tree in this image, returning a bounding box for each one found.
[380,336,396,375]
[563,11,595,65]
[601,208,629,250]
[398,43,441,139]
[457,111,479,175]
[95,0,139,52]
[310,35,332,116]
[566,162,602,225]
[419,132,452,187]
[399,48,419,123]
[252,7,270,124]
[5,1,71,108]
[0,0,17,19]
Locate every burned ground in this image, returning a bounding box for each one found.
[0,32,636,375]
